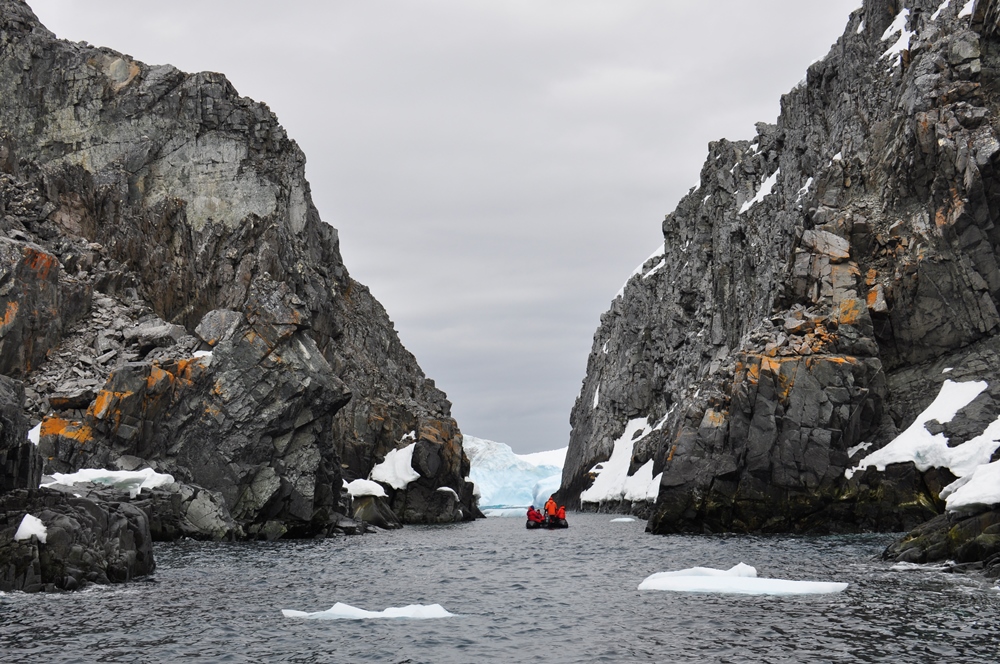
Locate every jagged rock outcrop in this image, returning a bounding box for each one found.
[0,0,477,532]
[563,0,1000,548]
[0,374,39,491]
[0,488,154,592]
[884,506,1000,575]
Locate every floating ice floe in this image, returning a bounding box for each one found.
[282,602,455,620]
[42,468,175,498]
[638,563,848,596]
[14,514,47,543]
[482,508,526,518]
[610,517,636,523]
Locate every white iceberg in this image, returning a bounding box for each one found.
[638,563,848,596]
[14,514,47,543]
[42,468,175,498]
[464,435,565,508]
[282,602,454,620]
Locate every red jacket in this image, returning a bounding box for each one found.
[557,506,566,519]
[544,498,557,516]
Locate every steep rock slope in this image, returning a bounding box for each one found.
[564,0,1000,542]
[0,0,477,533]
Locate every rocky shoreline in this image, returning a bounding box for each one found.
[562,0,1000,575]
[0,0,480,592]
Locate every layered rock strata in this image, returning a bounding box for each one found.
[0,0,477,534]
[564,0,1000,544]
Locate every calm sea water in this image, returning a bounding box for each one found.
[2,513,998,663]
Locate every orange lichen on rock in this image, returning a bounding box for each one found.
[89,389,134,420]
[23,246,57,280]
[40,416,93,443]
[146,365,174,391]
[701,409,727,428]
[0,300,18,332]
[836,298,865,325]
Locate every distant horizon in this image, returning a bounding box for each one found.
[29,0,861,452]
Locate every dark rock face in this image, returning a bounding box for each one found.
[39,286,352,537]
[0,489,154,592]
[563,0,1000,546]
[0,374,41,491]
[0,0,477,529]
[44,480,240,542]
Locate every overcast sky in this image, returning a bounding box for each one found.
[30,0,860,453]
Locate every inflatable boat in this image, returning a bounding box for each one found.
[526,518,568,529]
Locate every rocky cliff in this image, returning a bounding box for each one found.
[563,0,1000,559]
[0,0,478,544]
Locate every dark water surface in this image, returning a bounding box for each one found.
[2,513,998,663]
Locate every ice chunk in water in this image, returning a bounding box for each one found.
[638,563,847,595]
[282,602,455,620]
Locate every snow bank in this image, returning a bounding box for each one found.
[14,514,47,543]
[42,468,175,498]
[344,478,387,498]
[464,435,564,508]
[739,168,780,215]
[846,380,991,478]
[282,602,454,620]
[370,441,420,490]
[881,8,913,64]
[580,418,663,505]
[638,564,847,596]
[846,379,1000,512]
[931,0,951,21]
[615,243,666,299]
[944,460,1000,512]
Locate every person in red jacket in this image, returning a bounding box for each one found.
[544,495,558,524]
[556,505,566,520]
[526,506,545,524]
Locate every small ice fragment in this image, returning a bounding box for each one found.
[281,602,455,620]
[14,514,47,543]
[638,563,847,595]
[610,517,636,523]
